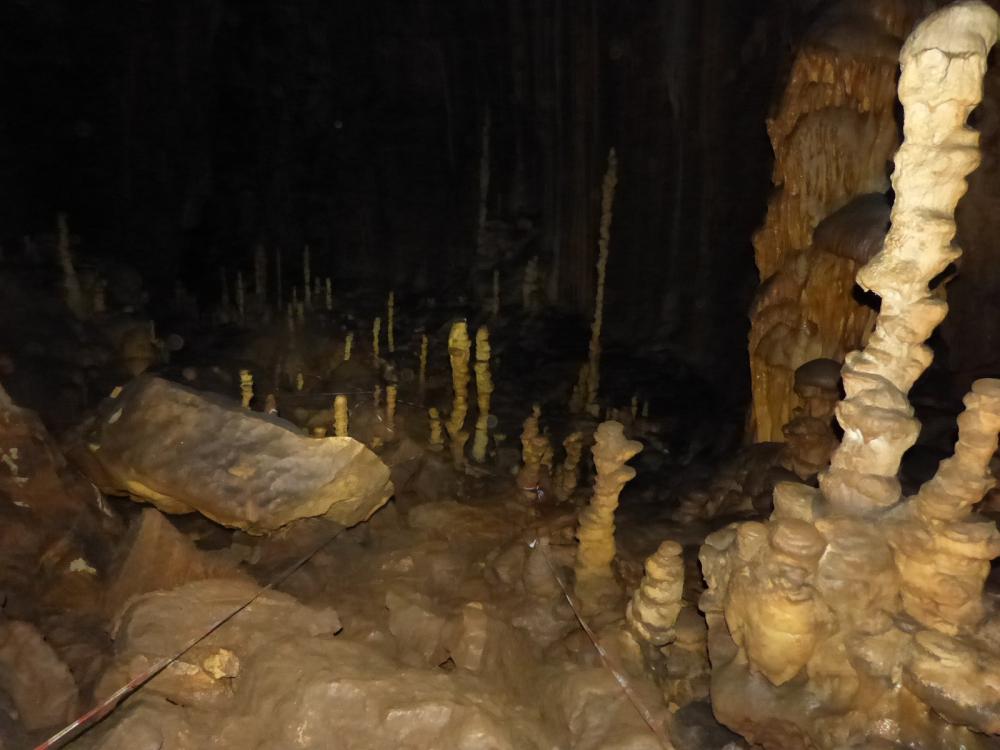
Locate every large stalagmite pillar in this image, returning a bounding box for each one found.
[698,5,1000,748]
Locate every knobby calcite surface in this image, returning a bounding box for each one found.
[701,4,1000,747]
[74,375,393,533]
[748,0,920,443]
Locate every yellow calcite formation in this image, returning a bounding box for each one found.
[700,7,1000,746]
[516,405,550,500]
[471,326,493,463]
[344,333,353,362]
[372,317,381,362]
[386,292,395,353]
[626,540,684,647]
[445,321,471,463]
[575,420,641,582]
[748,0,906,442]
[418,334,428,392]
[585,148,618,418]
[295,373,304,392]
[333,395,348,437]
[554,431,584,501]
[239,370,253,409]
[428,407,444,450]
[386,384,398,433]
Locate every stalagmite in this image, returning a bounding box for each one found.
[264,393,278,416]
[626,540,684,647]
[325,277,332,311]
[295,373,304,392]
[239,369,253,409]
[445,321,471,465]
[699,6,1000,746]
[56,213,86,320]
[428,407,444,450]
[555,431,584,502]
[386,384,397,434]
[575,420,641,592]
[386,292,395,353]
[373,384,382,410]
[471,326,493,463]
[334,395,349,437]
[516,405,552,501]
[236,271,245,324]
[418,334,428,392]
[372,317,382,362]
[585,148,618,418]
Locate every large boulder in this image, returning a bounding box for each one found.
[72,376,393,533]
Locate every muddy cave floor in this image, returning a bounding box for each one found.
[3,271,994,749]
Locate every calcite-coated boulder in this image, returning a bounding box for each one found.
[75,376,393,533]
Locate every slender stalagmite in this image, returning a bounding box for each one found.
[56,213,85,319]
[325,277,332,311]
[334,395,349,437]
[387,292,395,353]
[418,334,428,393]
[446,321,471,464]
[555,431,585,501]
[344,332,353,361]
[585,148,619,417]
[372,317,382,362]
[428,407,444,450]
[386,384,398,434]
[472,326,494,462]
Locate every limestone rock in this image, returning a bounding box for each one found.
[0,620,78,731]
[74,375,393,533]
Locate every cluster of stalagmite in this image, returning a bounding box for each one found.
[748,0,917,442]
[625,540,684,647]
[700,6,1000,747]
[583,148,618,418]
[471,326,493,462]
[575,421,641,593]
[446,321,471,464]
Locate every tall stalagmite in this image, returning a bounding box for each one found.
[584,149,618,418]
[699,5,1000,747]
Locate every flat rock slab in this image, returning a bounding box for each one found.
[76,376,393,533]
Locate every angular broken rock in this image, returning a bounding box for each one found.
[74,376,393,533]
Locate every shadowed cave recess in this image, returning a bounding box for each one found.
[6,1,1000,749]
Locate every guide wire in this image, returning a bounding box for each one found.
[528,538,676,750]
[32,525,345,750]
